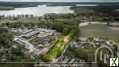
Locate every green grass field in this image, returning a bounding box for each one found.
[80,24,119,43]
[42,31,74,61]
[69,48,96,61]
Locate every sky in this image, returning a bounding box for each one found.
[0,0,119,2]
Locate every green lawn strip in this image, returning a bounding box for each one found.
[44,37,65,61]
[43,31,75,61]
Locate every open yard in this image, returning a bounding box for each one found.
[80,24,119,43]
[42,31,74,61]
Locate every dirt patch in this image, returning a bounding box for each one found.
[64,36,70,44]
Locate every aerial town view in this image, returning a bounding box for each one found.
[0,0,119,67]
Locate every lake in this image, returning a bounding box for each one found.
[0,5,74,17]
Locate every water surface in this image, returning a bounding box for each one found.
[0,5,74,16]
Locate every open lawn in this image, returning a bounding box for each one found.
[69,48,96,61]
[42,31,74,61]
[80,24,119,43]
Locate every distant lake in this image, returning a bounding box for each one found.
[0,5,74,16]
